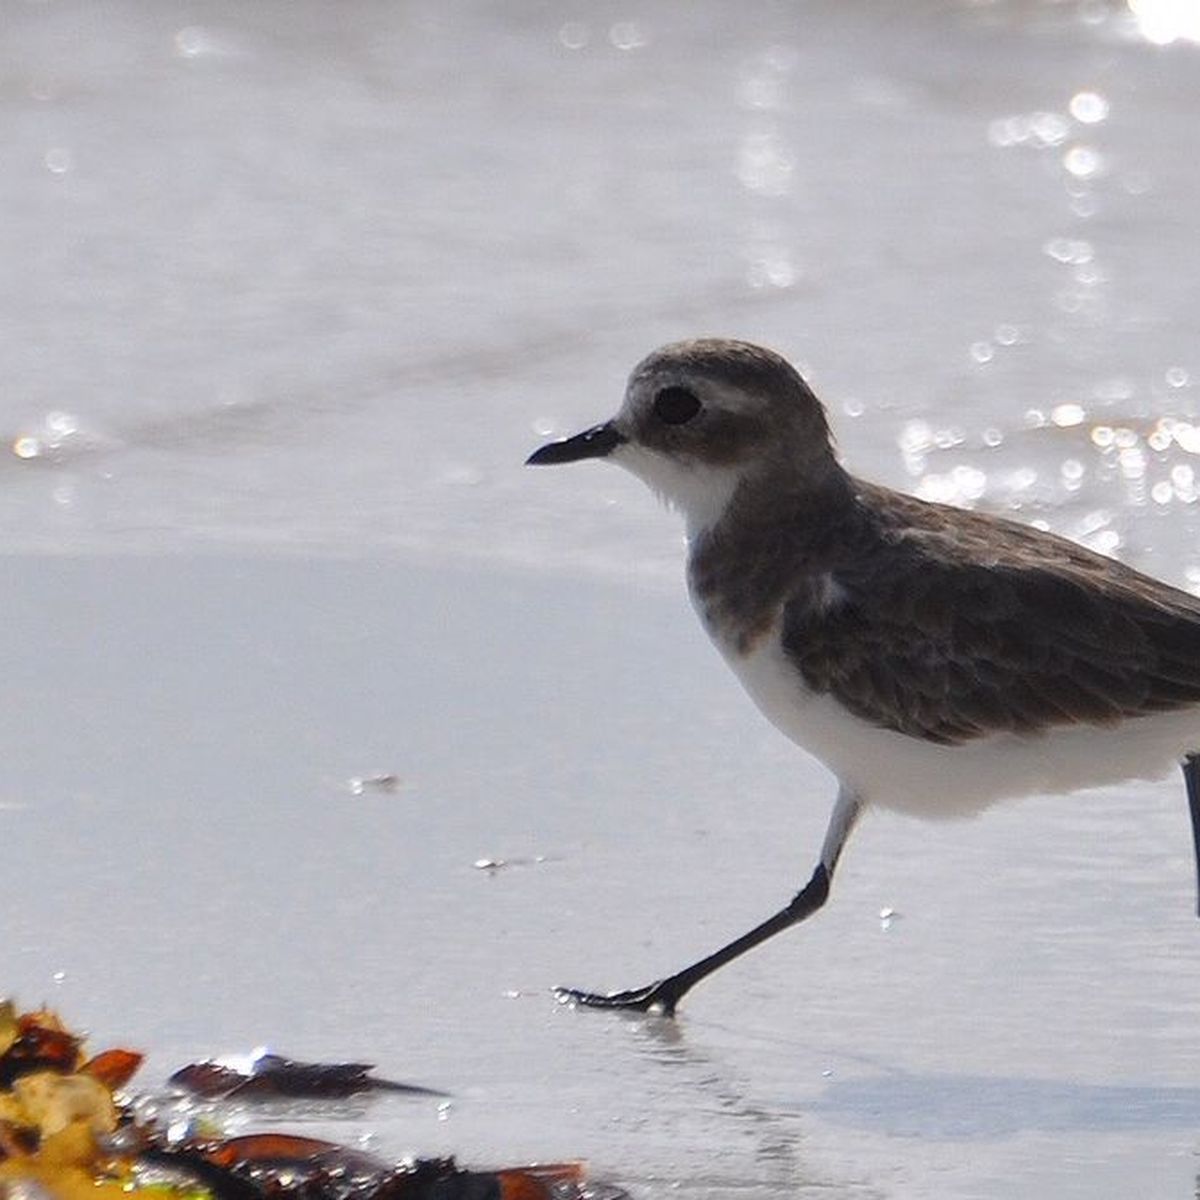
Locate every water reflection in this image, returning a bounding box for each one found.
[620,1012,822,1195]
[1127,0,1200,44]
[736,47,799,290]
[1069,91,1110,125]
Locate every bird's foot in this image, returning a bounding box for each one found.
[554,979,681,1016]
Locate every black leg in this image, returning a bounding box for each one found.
[1182,753,1200,918]
[556,789,861,1016]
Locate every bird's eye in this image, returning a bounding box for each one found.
[653,386,701,425]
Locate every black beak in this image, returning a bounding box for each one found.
[526,421,626,466]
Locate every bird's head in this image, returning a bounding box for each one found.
[527,338,838,535]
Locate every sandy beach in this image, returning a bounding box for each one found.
[3,2,1200,1196]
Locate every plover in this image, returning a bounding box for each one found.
[528,338,1200,1016]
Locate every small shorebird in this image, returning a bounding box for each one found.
[528,338,1200,1016]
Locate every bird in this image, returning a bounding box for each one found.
[526,337,1200,1017]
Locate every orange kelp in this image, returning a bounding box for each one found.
[0,999,626,1200]
[0,1000,141,1200]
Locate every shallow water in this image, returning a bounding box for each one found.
[2,2,1200,1197]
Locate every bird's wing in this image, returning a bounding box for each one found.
[780,505,1200,745]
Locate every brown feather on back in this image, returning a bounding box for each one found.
[767,481,1200,745]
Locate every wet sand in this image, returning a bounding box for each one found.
[4,554,1200,1198]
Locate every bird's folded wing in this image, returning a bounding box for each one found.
[781,540,1200,746]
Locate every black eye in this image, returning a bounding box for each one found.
[653,386,701,425]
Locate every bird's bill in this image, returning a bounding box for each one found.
[526,420,626,466]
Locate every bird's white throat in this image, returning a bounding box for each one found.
[612,443,741,541]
